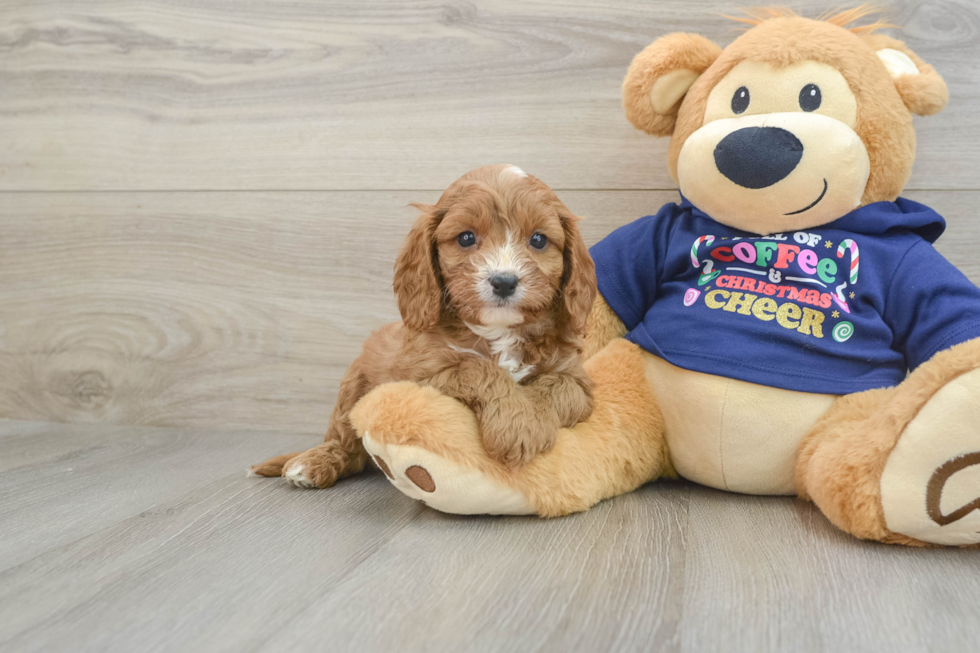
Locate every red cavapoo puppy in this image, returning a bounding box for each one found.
[252,164,597,488]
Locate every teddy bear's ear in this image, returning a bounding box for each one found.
[865,34,948,116]
[622,33,722,136]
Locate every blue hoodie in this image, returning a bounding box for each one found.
[590,197,980,395]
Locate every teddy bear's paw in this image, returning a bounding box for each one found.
[881,368,980,546]
[361,432,535,515]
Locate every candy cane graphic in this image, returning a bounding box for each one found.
[832,239,859,313]
[691,235,715,268]
[837,239,859,284]
[698,260,719,286]
[833,282,851,313]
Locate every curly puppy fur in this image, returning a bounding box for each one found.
[252,165,597,486]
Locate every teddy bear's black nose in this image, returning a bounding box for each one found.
[714,126,804,189]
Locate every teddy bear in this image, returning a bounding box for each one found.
[347,7,980,547]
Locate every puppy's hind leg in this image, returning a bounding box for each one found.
[250,452,305,477]
[281,440,369,489]
[280,369,374,489]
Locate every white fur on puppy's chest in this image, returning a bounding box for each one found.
[464,323,535,382]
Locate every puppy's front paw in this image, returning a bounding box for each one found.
[479,401,560,468]
[558,390,594,428]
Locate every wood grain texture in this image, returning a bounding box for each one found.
[0,420,315,569]
[0,419,977,653]
[0,0,977,191]
[3,189,979,433]
[679,490,980,652]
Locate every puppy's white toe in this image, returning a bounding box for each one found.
[283,464,316,489]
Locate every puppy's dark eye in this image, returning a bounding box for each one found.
[799,84,821,112]
[457,231,476,248]
[731,86,750,114]
[529,233,547,250]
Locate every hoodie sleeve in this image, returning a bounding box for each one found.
[884,240,980,371]
[588,203,678,331]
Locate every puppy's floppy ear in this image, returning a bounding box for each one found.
[394,203,445,331]
[623,33,722,136]
[557,207,597,337]
[865,34,948,116]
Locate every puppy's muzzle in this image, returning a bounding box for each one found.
[490,273,519,299]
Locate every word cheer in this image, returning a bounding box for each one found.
[704,289,826,338]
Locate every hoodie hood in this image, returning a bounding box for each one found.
[824,198,946,242]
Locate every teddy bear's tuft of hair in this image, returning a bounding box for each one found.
[726,4,894,34]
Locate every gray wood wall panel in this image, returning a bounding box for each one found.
[0,0,975,191]
[3,0,980,431]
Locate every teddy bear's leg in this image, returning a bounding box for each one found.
[797,339,980,547]
[350,338,672,517]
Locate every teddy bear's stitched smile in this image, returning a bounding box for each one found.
[785,179,829,216]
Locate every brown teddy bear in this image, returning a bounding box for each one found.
[348,8,980,547]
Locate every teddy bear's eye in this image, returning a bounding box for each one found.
[731,86,750,114]
[799,84,822,112]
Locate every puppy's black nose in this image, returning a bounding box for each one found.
[490,273,519,299]
[714,126,803,189]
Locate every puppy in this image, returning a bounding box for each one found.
[252,164,597,488]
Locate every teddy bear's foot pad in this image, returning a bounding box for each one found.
[882,368,980,545]
[361,432,536,515]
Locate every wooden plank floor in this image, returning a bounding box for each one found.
[1,419,978,653]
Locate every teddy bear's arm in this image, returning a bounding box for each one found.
[352,338,672,517]
[883,240,980,370]
[583,294,628,360]
[589,204,681,338]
